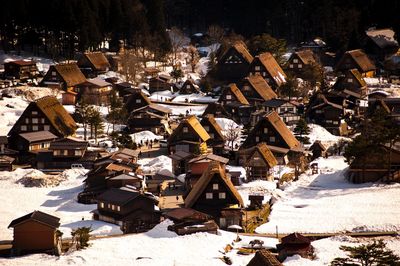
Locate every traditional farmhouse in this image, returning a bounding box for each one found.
[16,131,57,154]
[202,102,231,118]
[240,75,277,105]
[179,79,200,94]
[335,49,376,77]
[164,208,217,235]
[241,111,302,164]
[200,115,226,155]
[365,28,399,62]
[125,89,152,112]
[3,60,39,81]
[261,99,301,126]
[170,150,193,176]
[309,140,328,160]
[367,98,400,125]
[217,41,254,81]
[277,233,314,261]
[286,50,316,76]
[332,69,368,100]
[77,52,111,77]
[8,211,61,256]
[184,161,243,229]
[128,104,171,134]
[167,115,210,154]
[219,83,249,106]
[248,52,287,90]
[41,63,86,91]
[245,143,278,181]
[74,78,113,106]
[247,249,283,266]
[149,74,172,94]
[95,187,160,233]
[115,82,135,98]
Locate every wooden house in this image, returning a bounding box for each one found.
[167,115,210,154]
[41,63,86,91]
[16,131,57,153]
[248,52,287,90]
[245,143,278,181]
[0,155,15,171]
[309,140,327,160]
[8,96,77,152]
[240,75,277,105]
[202,102,231,118]
[77,52,111,77]
[184,161,243,229]
[307,93,348,136]
[8,211,61,256]
[0,135,18,157]
[367,98,400,125]
[247,249,283,266]
[106,173,143,190]
[164,208,218,235]
[218,83,249,106]
[124,90,152,112]
[241,111,302,164]
[286,50,316,76]
[200,115,226,155]
[335,49,376,77]
[261,99,301,126]
[74,78,113,106]
[365,28,399,62]
[179,79,200,94]
[115,82,135,98]
[149,75,172,94]
[170,150,193,176]
[277,233,313,261]
[4,60,39,81]
[95,187,160,233]
[332,69,367,100]
[217,41,254,81]
[128,104,171,134]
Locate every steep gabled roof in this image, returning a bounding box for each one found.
[281,232,311,245]
[184,161,243,208]
[245,75,277,101]
[81,52,110,71]
[246,142,278,168]
[256,52,287,87]
[169,115,210,143]
[188,153,229,165]
[52,63,87,87]
[221,41,254,64]
[337,49,376,72]
[8,210,60,229]
[348,69,367,87]
[5,60,37,67]
[201,115,225,141]
[366,28,399,49]
[266,111,300,149]
[202,102,231,118]
[220,83,249,105]
[35,96,77,136]
[295,50,316,65]
[247,249,283,266]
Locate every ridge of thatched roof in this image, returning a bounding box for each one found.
[184,161,243,208]
[338,49,376,72]
[246,142,278,168]
[169,115,210,143]
[256,52,287,87]
[201,114,225,141]
[247,249,283,266]
[81,52,110,71]
[295,50,316,65]
[52,63,87,87]
[265,111,300,149]
[245,75,277,101]
[221,83,249,105]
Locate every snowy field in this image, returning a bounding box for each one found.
[159,103,207,116]
[256,156,400,234]
[0,51,54,72]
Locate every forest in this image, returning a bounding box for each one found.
[0,0,399,59]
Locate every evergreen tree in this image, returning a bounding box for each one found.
[88,108,104,142]
[247,34,287,63]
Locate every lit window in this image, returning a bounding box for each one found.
[25,118,29,123]
[289,64,294,69]
[32,111,38,115]
[183,127,188,133]
[316,110,323,114]
[333,121,339,125]
[32,125,38,131]
[54,150,61,156]
[186,85,191,89]
[100,202,105,208]
[326,120,332,123]
[63,150,68,156]
[347,78,353,82]
[206,193,213,199]
[44,125,50,131]
[117,206,120,211]
[298,64,303,68]
[135,99,141,103]
[255,66,261,71]
[21,125,27,131]
[262,72,266,76]
[51,71,56,76]
[108,204,111,209]
[219,192,226,199]
[226,94,232,100]
[263,128,268,134]
[41,118,45,123]
[213,184,219,190]
[269,136,276,142]
[32,118,38,124]
[293,59,298,63]
[256,136,260,142]
[111,205,115,210]
[75,150,83,156]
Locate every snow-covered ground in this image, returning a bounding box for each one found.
[0,168,121,240]
[256,156,400,234]
[0,51,54,72]
[307,124,350,149]
[236,180,276,207]
[130,130,163,145]
[159,103,207,116]
[139,155,172,175]
[0,220,278,266]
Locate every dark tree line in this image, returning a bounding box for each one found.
[0,0,170,59]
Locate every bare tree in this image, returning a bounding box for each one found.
[168,27,187,66]
[187,45,199,73]
[119,48,143,85]
[206,25,225,53]
[224,121,241,151]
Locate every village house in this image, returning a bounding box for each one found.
[248,52,287,90]
[277,233,314,261]
[0,155,15,171]
[307,93,348,136]
[149,74,172,94]
[106,173,143,190]
[0,135,18,157]
[217,41,254,81]
[179,79,201,94]
[309,140,328,160]
[41,63,86,91]
[128,104,171,134]
[167,115,210,154]
[115,82,135,98]
[202,102,231,119]
[184,161,244,229]
[73,78,113,106]
[3,60,40,81]
[260,99,301,126]
[95,187,160,233]
[170,150,193,176]
[241,111,302,164]
[247,249,283,266]
[8,211,61,256]
[240,74,277,105]
[124,89,152,112]
[335,49,376,77]
[218,83,249,106]
[15,131,57,157]
[332,69,368,100]
[200,115,226,155]
[8,96,77,153]
[0,136,16,171]
[365,28,399,62]
[367,98,400,125]
[286,50,317,77]
[244,142,278,181]
[77,52,111,77]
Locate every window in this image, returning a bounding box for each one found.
[289,64,294,69]
[32,125,38,131]
[75,150,83,156]
[213,183,219,190]
[41,142,49,149]
[255,136,260,142]
[44,125,50,131]
[219,192,226,199]
[262,72,266,77]
[111,205,115,210]
[226,94,232,100]
[117,206,121,211]
[135,99,141,103]
[32,118,38,124]
[326,120,332,123]
[269,136,276,142]
[186,85,191,89]
[316,110,323,114]
[263,128,268,134]
[255,66,261,71]
[298,64,303,68]
[206,193,213,199]
[21,125,27,131]
[287,107,294,112]
[54,150,61,156]
[25,118,29,123]
[100,202,105,208]
[347,78,353,82]
[51,71,56,76]
[63,150,68,156]
[41,118,45,123]
[293,59,299,63]
[333,121,339,125]
[183,127,188,133]
[32,111,38,115]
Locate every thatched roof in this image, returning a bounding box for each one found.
[337,49,376,73]
[366,28,399,49]
[201,114,225,141]
[266,111,300,149]
[202,102,231,118]
[81,52,111,71]
[35,96,77,136]
[169,115,210,143]
[52,63,87,87]
[245,75,277,101]
[295,50,316,65]
[19,131,57,143]
[247,249,283,266]
[185,161,243,208]
[8,210,60,229]
[188,153,229,165]
[221,83,249,105]
[256,52,287,87]
[281,232,311,245]
[246,142,278,168]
